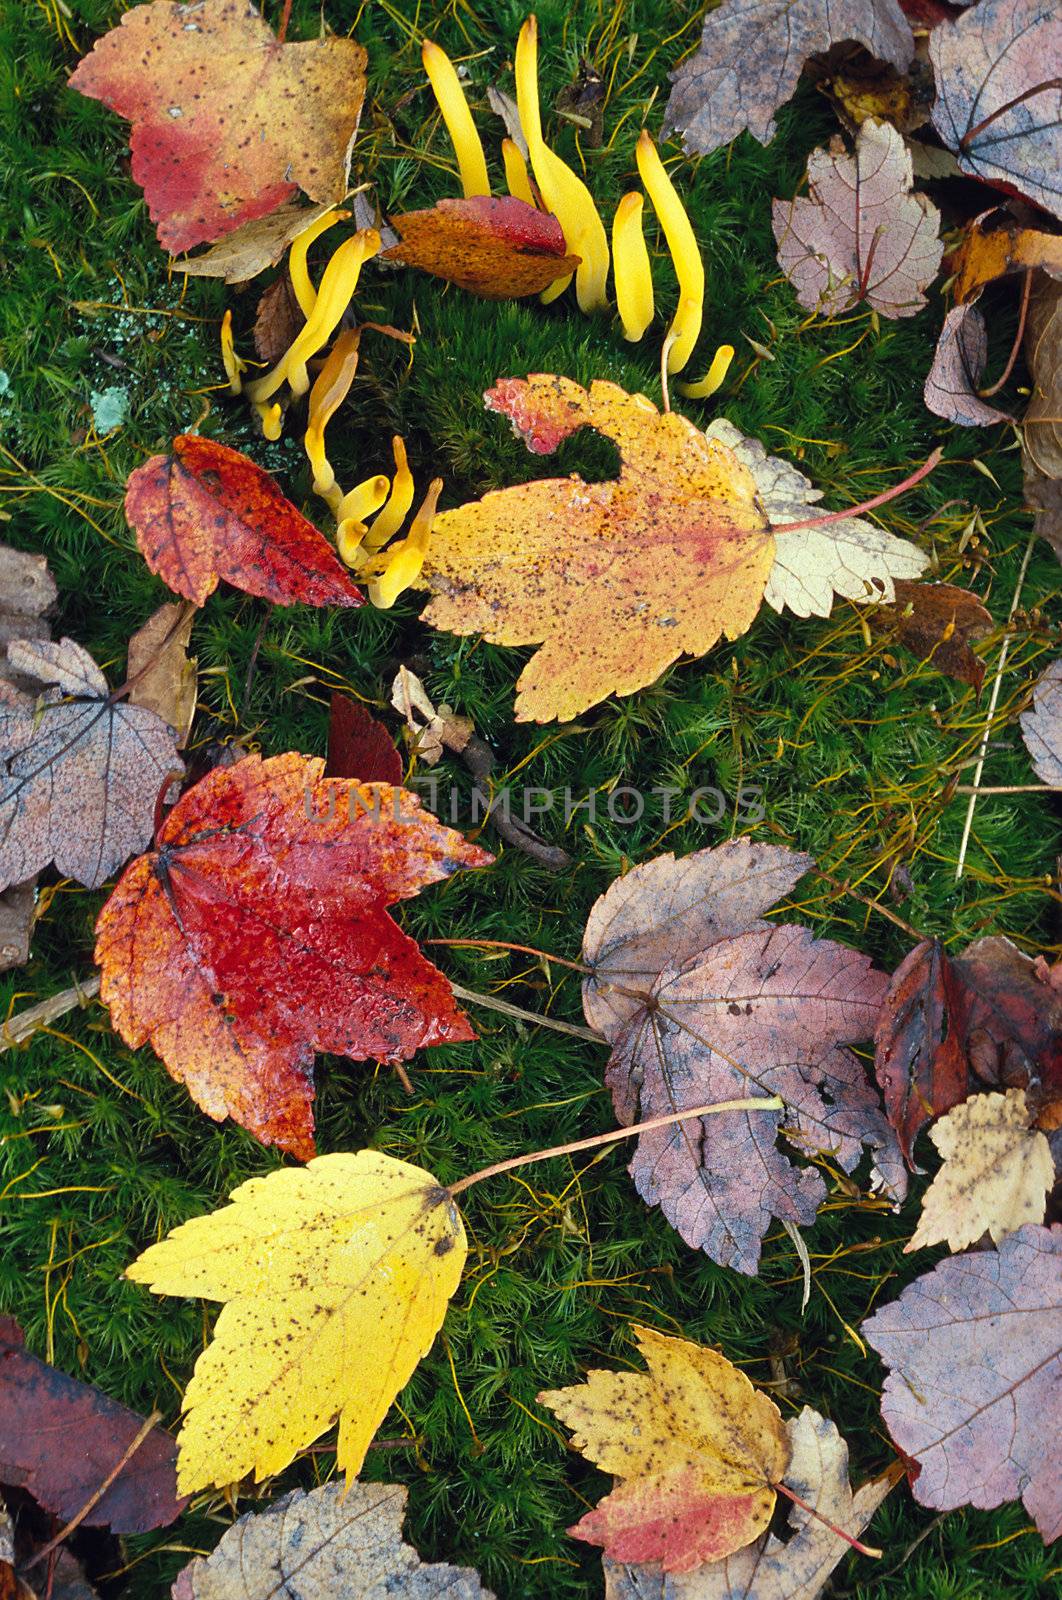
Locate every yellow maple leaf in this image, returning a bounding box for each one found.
[422,376,775,722]
[538,1324,790,1572]
[126,1151,466,1493]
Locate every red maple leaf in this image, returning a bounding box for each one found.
[124,435,363,608]
[94,752,491,1157]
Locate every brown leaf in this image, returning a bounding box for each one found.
[929,0,1062,223]
[177,201,336,284]
[949,209,1062,305]
[1024,274,1062,558]
[864,1223,1062,1540]
[870,578,993,689]
[127,602,197,747]
[923,304,1013,426]
[390,667,474,767]
[326,692,403,784]
[1020,657,1062,785]
[665,0,913,155]
[383,197,580,299]
[773,119,943,318]
[171,1480,494,1598]
[69,0,366,253]
[253,272,304,367]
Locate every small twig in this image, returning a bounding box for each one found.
[459,736,571,871]
[773,1479,881,1558]
[978,268,1032,398]
[450,982,602,1043]
[25,1411,163,1571]
[449,1095,783,1196]
[813,869,926,943]
[770,450,941,535]
[241,611,270,718]
[954,782,1059,795]
[0,976,101,1053]
[427,937,589,974]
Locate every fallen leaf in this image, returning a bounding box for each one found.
[382,196,580,299]
[326,692,403,784]
[0,637,181,892]
[422,377,775,723]
[127,602,197,747]
[390,667,474,766]
[539,1326,790,1573]
[665,0,914,155]
[95,752,490,1157]
[0,1316,184,1533]
[126,1150,467,1493]
[906,1087,1054,1252]
[1021,657,1062,784]
[705,418,928,619]
[177,200,336,284]
[875,934,1062,1160]
[825,52,935,136]
[1023,274,1062,559]
[253,272,303,367]
[907,138,963,180]
[870,578,993,689]
[864,1222,1062,1539]
[929,0,1062,223]
[773,119,943,318]
[69,0,366,253]
[0,544,56,972]
[581,843,904,1276]
[602,1406,897,1600]
[923,304,1013,426]
[124,435,363,608]
[949,209,1062,305]
[170,1479,493,1598]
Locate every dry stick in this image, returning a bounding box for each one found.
[955,532,1036,880]
[25,1411,162,1571]
[769,449,941,535]
[426,936,589,974]
[448,1094,783,1197]
[450,982,602,1042]
[813,868,925,943]
[955,782,1060,795]
[0,975,100,1052]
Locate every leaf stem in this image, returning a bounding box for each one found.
[960,79,1062,149]
[450,982,603,1042]
[426,936,590,973]
[978,267,1032,399]
[769,450,941,535]
[449,1095,782,1196]
[772,1478,882,1558]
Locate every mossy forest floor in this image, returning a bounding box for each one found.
[2,1,1060,1596]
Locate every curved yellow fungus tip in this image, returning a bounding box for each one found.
[253,401,282,441]
[501,137,535,206]
[337,517,369,568]
[612,193,654,342]
[289,208,349,318]
[247,230,380,403]
[677,343,735,400]
[305,329,362,502]
[336,474,391,528]
[220,310,246,395]
[515,15,608,314]
[635,130,704,374]
[367,478,443,609]
[365,436,416,552]
[422,39,491,200]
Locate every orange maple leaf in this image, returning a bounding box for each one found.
[422,376,775,722]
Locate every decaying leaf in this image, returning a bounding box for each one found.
[171,1480,493,1598]
[127,602,197,747]
[177,200,336,284]
[874,934,1062,1159]
[539,1326,790,1573]
[949,209,1062,305]
[253,272,304,367]
[383,196,580,298]
[390,667,474,766]
[773,119,942,318]
[582,842,904,1276]
[69,0,366,252]
[0,637,181,892]
[864,1223,1062,1540]
[870,579,993,690]
[1021,657,1062,785]
[0,1316,184,1533]
[929,0,1062,223]
[906,1087,1054,1252]
[125,435,362,608]
[705,419,927,619]
[326,692,403,784]
[423,377,775,723]
[95,752,489,1157]
[923,304,1013,427]
[1024,275,1062,559]
[127,1151,468,1493]
[665,0,913,155]
[602,1407,897,1600]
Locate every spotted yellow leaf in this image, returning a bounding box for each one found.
[126,1151,466,1493]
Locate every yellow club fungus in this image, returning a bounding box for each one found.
[363,436,416,552]
[288,208,349,318]
[636,130,704,374]
[247,229,380,403]
[501,137,535,205]
[304,329,362,507]
[677,343,735,400]
[611,193,654,342]
[422,40,491,200]
[364,479,443,609]
[253,401,282,441]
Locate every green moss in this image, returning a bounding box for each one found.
[1,1,1059,1596]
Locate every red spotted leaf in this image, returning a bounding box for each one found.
[326,692,403,784]
[68,0,366,253]
[94,752,491,1158]
[0,1316,184,1534]
[382,196,580,298]
[125,436,362,608]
